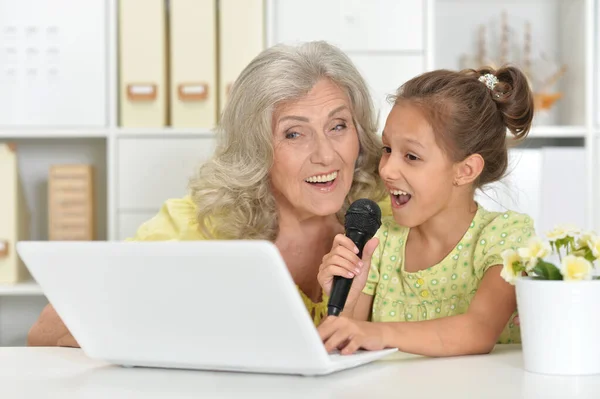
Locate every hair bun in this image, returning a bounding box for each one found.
[477,66,534,140]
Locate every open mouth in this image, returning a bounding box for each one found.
[305,170,338,188]
[390,189,411,207]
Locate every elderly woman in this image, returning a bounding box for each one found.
[27,41,389,347]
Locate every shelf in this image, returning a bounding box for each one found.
[0,126,580,140]
[528,126,587,138]
[0,280,44,297]
[115,128,216,138]
[345,49,424,56]
[0,128,217,140]
[0,128,109,139]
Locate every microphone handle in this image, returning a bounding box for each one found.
[327,228,370,316]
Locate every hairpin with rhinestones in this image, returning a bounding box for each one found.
[478,73,499,91]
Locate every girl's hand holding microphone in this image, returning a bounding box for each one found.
[317,234,379,318]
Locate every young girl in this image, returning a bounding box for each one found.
[316,66,535,357]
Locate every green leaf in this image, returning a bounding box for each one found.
[584,249,597,263]
[531,260,563,280]
[555,238,569,253]
[574,237,589,252]
[512,260,525,274]
[568,236,576,253]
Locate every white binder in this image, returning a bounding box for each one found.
[118,0,168,127]
[169,0,217,128]
[218,0,265,114]
[0,143,30,283]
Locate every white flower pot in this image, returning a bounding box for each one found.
[515,277,600,375]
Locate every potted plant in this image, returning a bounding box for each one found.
[501,225,600,376]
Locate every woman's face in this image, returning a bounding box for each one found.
[271,79,360,221]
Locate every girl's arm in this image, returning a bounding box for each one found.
[319,265,516,357]
[345,293,374,321]
[384,265,516,356]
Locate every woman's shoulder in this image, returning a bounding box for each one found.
[127,195,207,241]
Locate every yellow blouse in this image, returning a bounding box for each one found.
[127,196,393,326]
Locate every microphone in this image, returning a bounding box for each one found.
[327,199,382,317]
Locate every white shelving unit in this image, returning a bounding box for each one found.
[527,126,587,138]
[0,0,221,345]
[0,0,599,345]
[0,281,43,296]
[594,1,600,233]
[0,129,109,139]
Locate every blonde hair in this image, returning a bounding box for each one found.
[188,41,386,241]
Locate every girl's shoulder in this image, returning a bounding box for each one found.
[475,205,535,239]
[471,205,536,277]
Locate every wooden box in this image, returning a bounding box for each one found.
[48,164,95,240]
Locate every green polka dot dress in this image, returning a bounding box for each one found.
[363,204,534,345]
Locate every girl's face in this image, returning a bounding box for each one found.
[379,103,459,227]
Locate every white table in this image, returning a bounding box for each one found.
[1,345,599,398]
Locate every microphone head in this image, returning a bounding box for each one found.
[344,199,382,237]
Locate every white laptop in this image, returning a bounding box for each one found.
[17,241,397,376]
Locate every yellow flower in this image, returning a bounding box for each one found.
[585,235,600,258]
[546,224,580,241]
[577,231,596,248]
[560,255,593,281]
[500,249,523,285]
[517,236,551,271]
